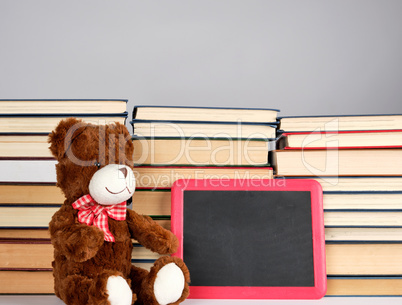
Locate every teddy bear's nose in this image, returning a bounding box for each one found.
[119,167,128,178]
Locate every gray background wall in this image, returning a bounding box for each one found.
[1,0,402,119]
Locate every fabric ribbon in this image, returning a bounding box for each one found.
[72,194,126,242]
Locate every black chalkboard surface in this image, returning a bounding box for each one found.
[171,179,326,299]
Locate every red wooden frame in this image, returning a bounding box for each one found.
[171,178,326,299]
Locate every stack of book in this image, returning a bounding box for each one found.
[0,99,128,294]
[0,99,127,159]
[275,114,402,296]
[130,106,279,267]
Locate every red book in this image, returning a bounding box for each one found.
[278,129,402,150]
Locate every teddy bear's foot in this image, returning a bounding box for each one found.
[136,256,190,305]
[87,271,135,305]
[107,275,133,305]
[57,273,135,305]
[154,263,185,305]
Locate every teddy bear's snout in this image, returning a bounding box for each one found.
[88,164,136,205]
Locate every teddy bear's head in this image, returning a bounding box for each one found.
[48,118,135,204]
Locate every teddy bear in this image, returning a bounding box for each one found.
[48,118,190,305]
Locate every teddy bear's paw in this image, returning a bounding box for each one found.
[106,276,133,305]
[153,263,185,305]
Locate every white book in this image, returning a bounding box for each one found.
[0,160,57,182]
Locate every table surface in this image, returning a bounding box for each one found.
[0,296,401,305]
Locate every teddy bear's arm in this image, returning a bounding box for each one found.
[49,205,105,262]
[126,209,179,255]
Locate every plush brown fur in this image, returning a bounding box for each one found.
[48,118,190,305]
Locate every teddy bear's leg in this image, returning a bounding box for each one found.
[58,271,135,305]
[57,274,92,305]
[130,256,190,305]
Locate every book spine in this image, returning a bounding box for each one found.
[283,146,402,150]
[133,105,280,111]
[131,119,278,126]
[0,112,128,118]
[282,129,402,135]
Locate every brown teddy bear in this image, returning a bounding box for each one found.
[48,118,190,305]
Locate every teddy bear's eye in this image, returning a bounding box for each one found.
[94,161,101,169]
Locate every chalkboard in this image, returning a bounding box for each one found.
[171,179,326,299]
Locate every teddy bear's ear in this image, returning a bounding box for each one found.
[113,122,131,137]
[48,118,85,160]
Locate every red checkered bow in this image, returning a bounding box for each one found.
[72,194,126,242]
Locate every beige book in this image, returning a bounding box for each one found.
[0,134,53,158]
[324,211,402,227]
[0,183,63,205]
[0,99,127,114]
[133,137,270,166]
[326,244,402,275]
[323,193,402,210]
[132,121,276,139]
[0,271,54,294]
[0,116,126,133]
[133,166,273,188]
[132,190,171,216]
[326,277,402,296]
[325,227,402,242]
[134,106,278,123]
[0,207,58,228]
[0,229,51,240]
